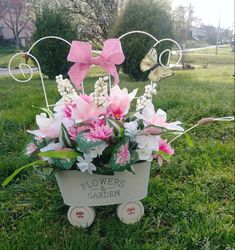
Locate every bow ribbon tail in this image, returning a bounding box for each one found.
[99,62,120,85]
[68,63,91,90]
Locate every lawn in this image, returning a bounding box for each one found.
[0,45,34,68]
[0,65,234,249]
[184,46,234,66]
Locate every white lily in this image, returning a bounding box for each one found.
[87,143,107,158]
[135,148,153,162]
[77,153,96,174]
[135,135,160,162]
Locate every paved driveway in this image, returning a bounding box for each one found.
[0,67,38,76]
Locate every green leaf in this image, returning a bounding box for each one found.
[95,168,115,175]
[126,165,136,174]
[109,137,132,171]
[2,160,46,186]
[76,132,105,152]
[156,150,172,161]
[38,150,80,159]
[130,150,139,164]
[106,118,123,136]
[52,158,76,170]
[32,138,52,150]
[59,123,73,148]
[32,105,54,118]
[185,132,194,147]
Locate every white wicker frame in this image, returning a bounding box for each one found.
[8,31,182,109]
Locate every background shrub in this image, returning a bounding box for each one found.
[112,0,173,80]
[32,7,77,79]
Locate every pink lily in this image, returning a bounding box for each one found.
[71,94,105,123]
[153,139,174,166]
[107,85,137,120]
[135,101,184,131]
[28,113,73,139]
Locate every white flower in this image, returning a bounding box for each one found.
[136,149,153,162]
[134,135,160,162]
[128,88,138,101]
[87,144,107,158]
[56,75,76,103]
[136,83,157,111]
[124,121,138,137]
[93,76,108,106]
[40,142,62,152]
[77,153,96,174]
[135,135,160,151]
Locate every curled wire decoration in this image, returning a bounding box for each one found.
[8,31,182,108]
[118,30,182,68]
[8,36,71,109]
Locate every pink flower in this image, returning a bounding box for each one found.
[69,125,91,140]
[80,94,93,103]
[26,142,37,156]
[28,109,74,139]
[71,94,105,123]
[86,124,113,141]
[153,139,174,166]
[69,118,107,140]
[28,113,62,139]
[54,99,74,118]
[107,85,137,120]
[135,101,184,132]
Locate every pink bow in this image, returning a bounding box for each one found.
[67,39,125,89]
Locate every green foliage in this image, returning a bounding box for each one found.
[112,0,173,80]
[38,150,80,159]
[32,6,77,79]
[51,158,77,170]
[59,123,74,148]
[76,132,105,152]
[109,137,137,172]
[2,160,46,186]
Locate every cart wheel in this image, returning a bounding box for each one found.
[116,201,144,224]
[67,206,95,228]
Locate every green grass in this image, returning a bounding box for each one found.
[184,46,234,66]
[0,66,234,249]
[0,45,34,68]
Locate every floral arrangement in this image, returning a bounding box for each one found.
[4,37,232,187]
[24,74,182,175]
[2,38,188,186]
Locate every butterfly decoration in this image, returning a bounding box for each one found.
[140,48,173,82]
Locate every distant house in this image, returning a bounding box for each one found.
[188,26,205,40]
[0,0,34,47]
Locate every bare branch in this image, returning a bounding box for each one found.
[17,18,30,35]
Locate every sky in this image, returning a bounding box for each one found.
[171,0,234,30]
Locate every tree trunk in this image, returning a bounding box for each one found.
[15,36,20,49]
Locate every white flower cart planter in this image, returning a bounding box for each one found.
[55,162,151,228]
[7,31,184,229]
